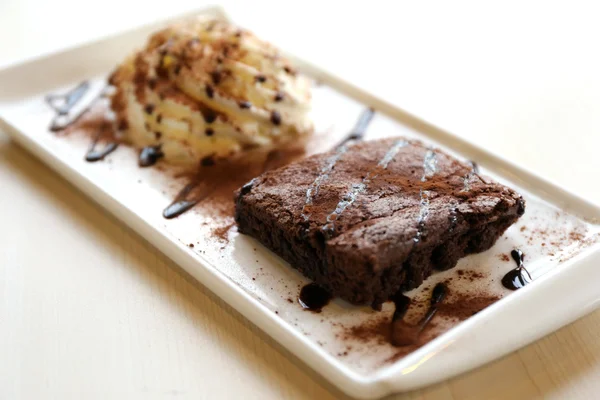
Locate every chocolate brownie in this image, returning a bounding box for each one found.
[234,137,525,307]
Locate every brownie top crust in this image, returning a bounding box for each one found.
[235,137,525,285]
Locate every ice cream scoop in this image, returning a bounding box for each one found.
[109,16,313,166]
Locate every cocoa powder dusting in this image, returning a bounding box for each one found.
[342,315,391,346]
[569,231,585,242]
[437,293,500,320]
[62,103,119,145]
[523,223,588,252]
[340,290,501,364]
[213,221,236,243]
[60,102,308,243]
[453,269,486,282]
[187,148,306,241]
[559,232,600,263]
[341,314,441,363]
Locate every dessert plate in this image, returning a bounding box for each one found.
[1,6,600,399]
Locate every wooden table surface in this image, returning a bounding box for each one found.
[2,1,600,399]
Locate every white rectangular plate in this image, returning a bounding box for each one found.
[2,7,600,399]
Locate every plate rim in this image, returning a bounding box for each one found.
[1,6,600,399]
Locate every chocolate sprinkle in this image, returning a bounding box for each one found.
[206,85,214,99]
[211,71,222,85]
[239,101,251,109]
[203,110,217,124]
[270,110,282,125]
[144,104,155,115]
[205,128,214,136]
[201,155,216,167]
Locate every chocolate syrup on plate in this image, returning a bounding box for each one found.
[163,149,294,220]
[391,283,447,346]
[333,107,375,148]
[45,81,107,132]
[46,81,90,116]
[139,145,164,167]
[417,283,447,328]
[84,121,118,162]
[163,182,201,219]
[391,292,411,322]
[501,249,532,290]
[412,149,438,244]
[298,283,332,312]
[46,81,119,162]
[85,141,118,162]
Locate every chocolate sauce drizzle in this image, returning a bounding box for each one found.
[413,149,438,244]
[163,182,200,219]
[448,201,459,233]
[462,160,481,192]
[449,160,480,231]
[321,139,407,236]
[45,80,120,162]
[85,124,118,162]
[300,108,376,221]
[139,145,164,167]
[240,178,256,196]
[46,81,89,115]
[391,292,411,322]
[301,145,349,221]
[421,149,438,181]
[414,189,431,244]
[298,283,332,312]
[162,178,220,219]
[165,108,374,221]
[45,81,105,132]
[501,249,532,290]
[391,283,447,346]
[333,108,375,148]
